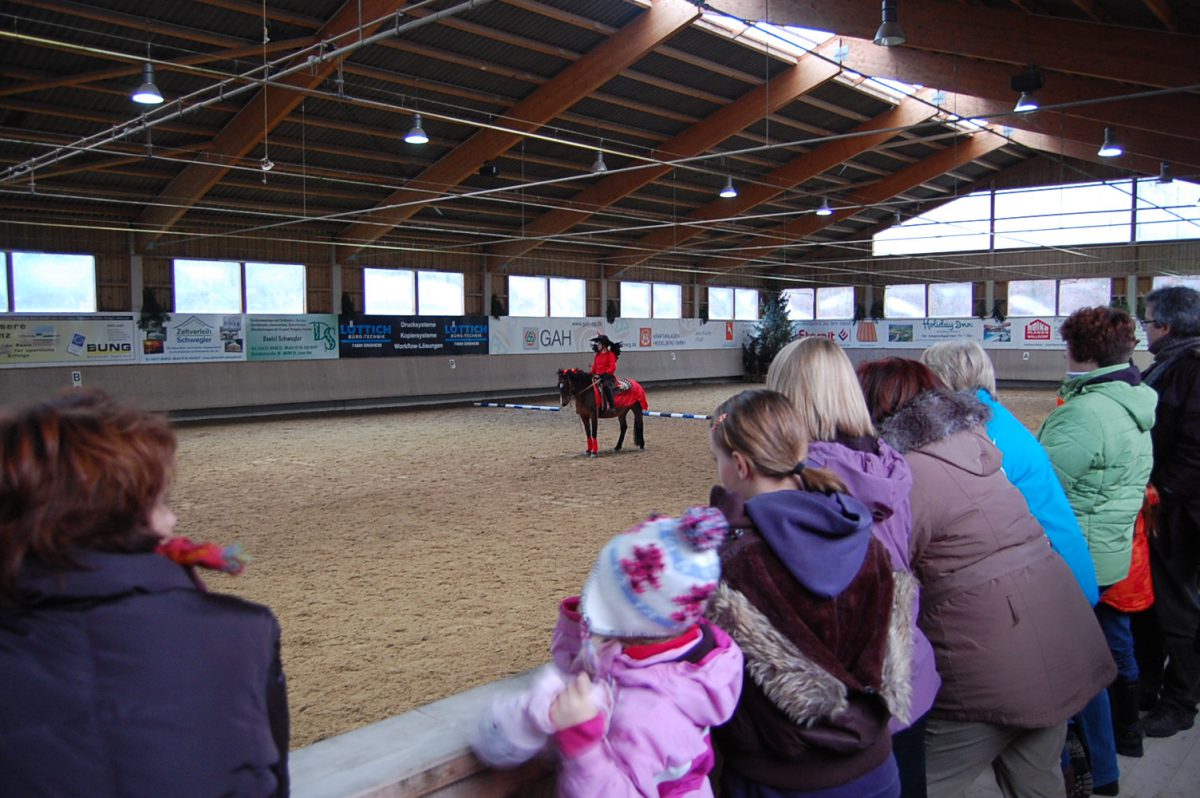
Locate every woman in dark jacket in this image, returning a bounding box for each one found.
[857,359,1115,798]
[707,389,915,798]
[0,390,289,798]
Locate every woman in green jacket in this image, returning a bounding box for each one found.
[1038,305,1157,789]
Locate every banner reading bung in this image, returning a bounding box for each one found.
[246,314,339,361]
[489,316,751,355]
[0,314,137,368]
[338,315,489,357]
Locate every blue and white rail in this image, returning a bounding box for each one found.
[474,402,710,419]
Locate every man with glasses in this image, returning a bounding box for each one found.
[1139,285,1200,738]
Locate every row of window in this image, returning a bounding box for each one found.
[874,179,1200,257]
[3,252,1198,320]
[0,255,764,320]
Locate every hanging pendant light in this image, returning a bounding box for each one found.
[873,0,906,47]
[404,113,429,144]
[719,175,738,198]
[590,150,608,174]
[131,62,164,105]
[1097,127,1122,158]
[815,196,833,216]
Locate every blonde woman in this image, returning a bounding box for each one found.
[768,337,936,798]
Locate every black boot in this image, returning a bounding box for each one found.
[1109,677,1145,757]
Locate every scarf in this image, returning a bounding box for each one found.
[1144,333,1200,388]
[156,536,250,575]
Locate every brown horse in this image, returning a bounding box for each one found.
[556,368,647,456]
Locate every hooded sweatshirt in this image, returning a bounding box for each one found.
[808,438,939,730]
[1038,363,1157,586]
[708,486,915,792]
[538,597,743,798]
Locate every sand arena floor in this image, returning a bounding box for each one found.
[173,382,1060,748]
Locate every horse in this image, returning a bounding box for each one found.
[556,368,647,457]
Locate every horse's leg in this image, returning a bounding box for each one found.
[615,410,627,451]
[578,412,593,456]
[589,411,599,456]
[635,407,645,449]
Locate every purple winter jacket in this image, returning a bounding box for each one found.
[807,438,940,731]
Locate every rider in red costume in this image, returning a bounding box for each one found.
[590,334,621,414]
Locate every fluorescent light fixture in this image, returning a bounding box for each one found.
[719,176,738,198]
[1097,127,1122,158]
[404,114,429,145]
[873,0,906,47]
[815,197,833,216]
[131,62,163,105]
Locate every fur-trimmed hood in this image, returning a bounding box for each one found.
[879,389,991,454]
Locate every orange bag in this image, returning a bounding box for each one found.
[1100,486,1157,613]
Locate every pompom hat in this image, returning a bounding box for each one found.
[580,506,728,638]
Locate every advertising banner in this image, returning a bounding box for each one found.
[489,316,752,355]
[138,313,246,363]
[246,314,340,361]
[0,314,137,368]
[338,315,489,357]
[789,315,1147,351]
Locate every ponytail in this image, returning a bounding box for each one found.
[796,464,847,495]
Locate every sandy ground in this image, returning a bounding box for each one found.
[173,382,1059,748]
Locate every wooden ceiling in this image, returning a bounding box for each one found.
[2,0,1197,282]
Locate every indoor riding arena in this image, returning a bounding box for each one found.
[4,0,1200,796]
[177,383,1063,751]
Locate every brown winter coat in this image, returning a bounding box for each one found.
[880,390,1116,729]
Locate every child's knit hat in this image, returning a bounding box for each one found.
[580,506,728,639]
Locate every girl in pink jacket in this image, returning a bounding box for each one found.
[473,506,743,797]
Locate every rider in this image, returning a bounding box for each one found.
[590,334,622,414]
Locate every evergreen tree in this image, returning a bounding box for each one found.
[742,289,792,380]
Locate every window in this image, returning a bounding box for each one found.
[7,252,97,312]
[1136,180,1200,243]
[1007,279,1057,316]
[506,275,586,317]
[549,278,585,317]
[652,283,682,319]
[884,284,925,318]
[620,282,651,318]
[417,271,464,315]
[0,258,7,311]
[1057,278,1110,316]
[928,282,972,317]
[994,182,1131,250]
[873,194,991,256]
[783,287,814,320]
[1152,275,1200,292]
[365,268,415,315]
[708,287,734,320]
[174,259,241,313]
[245,262,305,314]
[734,288,759,320]
[816,286,854,319]
[509,275,547,316]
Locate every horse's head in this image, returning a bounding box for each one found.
[557,367,587,406]
[556,368,572,406]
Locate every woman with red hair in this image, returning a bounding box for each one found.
[857,358,1114,798]
[0,390,289,798]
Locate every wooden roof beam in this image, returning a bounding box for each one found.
[699,130,1007,273]
[485,46,842,268]
[336,0,701,253]
[603,93,946,277]
[828,35,1200,144]
[134,0,409,244]
[704,0,1200,87]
